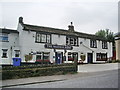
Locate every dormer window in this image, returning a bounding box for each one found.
[90,40,97,48]
[102,41,108,49]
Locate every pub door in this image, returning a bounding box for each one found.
[87,53,93,63]
[55,52,63,64]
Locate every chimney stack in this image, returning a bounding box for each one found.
[68,22,74,32]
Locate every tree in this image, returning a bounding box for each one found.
[95,29,116,59]
[95,29,114,42]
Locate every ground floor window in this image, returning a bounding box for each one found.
[36,52,42,60]
[36,52,50,63]
[96,53,107,61]
[43,52,50,60]
[2,49,8,58]
[68,52,78,61]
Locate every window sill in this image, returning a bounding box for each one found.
[90,47,97,48]
[2,57,8,58]
[1,41,9,42]
[35,41,51,44]
[102,48,108,49]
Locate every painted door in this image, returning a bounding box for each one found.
[55,52,63,64]
[87,53,93,63]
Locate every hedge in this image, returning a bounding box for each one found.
[2,63,77,80]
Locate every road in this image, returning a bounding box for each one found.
[5,69,119,88]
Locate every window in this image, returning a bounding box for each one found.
[90,40,97,48]
[41,34,46,42]
[68,52,78,61]
[0,33,8,42]
[36,52,42,60]
[43,52,50,60]
[66,36,78,46]
[46,35,51,43]
[36,52,50,61]
[68,52,74,61]
[15,50,20,57]
[96,53,107,61]
[2,49,8,58]
[35,33,51,43]
[36,34,41,42]
[102,41,108,49]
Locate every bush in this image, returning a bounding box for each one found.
[107,60,120,63]
[2,63,77,80]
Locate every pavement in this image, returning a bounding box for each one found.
[78,63,119,72]
[1,63,119,88]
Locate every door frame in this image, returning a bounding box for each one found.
[87,53,93,63]
[55,52,63,64]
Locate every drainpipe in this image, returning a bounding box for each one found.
[10,46,12,65]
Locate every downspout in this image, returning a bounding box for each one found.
[10,46,12,65]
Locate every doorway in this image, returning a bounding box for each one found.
[87,53,93,63]
[55,52,63,64]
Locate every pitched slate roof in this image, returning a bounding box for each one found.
[0,28,19,33]
[20,23,111,41]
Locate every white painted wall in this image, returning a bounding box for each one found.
[1,22,113,65]
[16,25,113,64]
[0,33,19,65]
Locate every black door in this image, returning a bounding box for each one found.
[87,53,93,63]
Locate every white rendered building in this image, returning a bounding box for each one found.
[0,17,113,65]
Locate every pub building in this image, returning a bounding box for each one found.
[0,17,113,65]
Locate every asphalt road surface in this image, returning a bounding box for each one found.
[5,69,119,88]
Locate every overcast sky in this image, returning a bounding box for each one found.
[0,0,118,34]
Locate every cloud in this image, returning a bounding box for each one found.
[1,1,118,34]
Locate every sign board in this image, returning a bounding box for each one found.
[44,44,73,50]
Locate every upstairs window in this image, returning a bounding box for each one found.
[90,40,97,48]
[66,36,78,46]
[15,50,20,57]
[2,49,8,58]
[35,32,51,43]
[0,33,8,42]
[102,41,108,49]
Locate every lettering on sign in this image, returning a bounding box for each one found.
[44,44,73,50]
